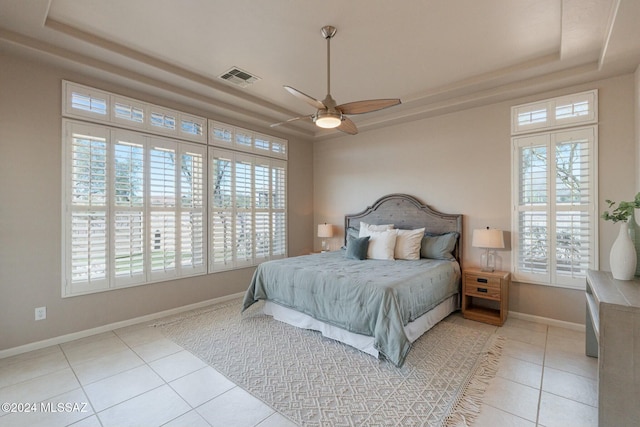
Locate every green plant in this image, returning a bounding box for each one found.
[602,192,640,223]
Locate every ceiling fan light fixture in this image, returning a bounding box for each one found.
[314,111,342,128]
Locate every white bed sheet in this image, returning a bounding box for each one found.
[263,294,459,359]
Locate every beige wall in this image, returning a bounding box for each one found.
[0,52,314,350]
[314,74,637,324]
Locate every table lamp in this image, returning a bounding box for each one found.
[317,223,334,252]
[472,227,504,272]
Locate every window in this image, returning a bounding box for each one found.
[63,120,207,296]
[511,92,598,289]
[209,149,287,271]
[62,81,287,296]
[511,90,597,135]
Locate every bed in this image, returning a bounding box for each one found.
[242,194,463,367]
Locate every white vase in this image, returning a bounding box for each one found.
[610,222,637,280]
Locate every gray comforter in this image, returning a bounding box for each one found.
[242,251,460,367]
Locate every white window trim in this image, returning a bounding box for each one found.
[208,148,287,273]
[62,119,208,297]
[61,81,288,297]
[511,125,599,290]
[63,81,208,145]
[511,90,597,135]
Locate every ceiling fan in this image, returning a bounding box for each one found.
[271,25,401,135]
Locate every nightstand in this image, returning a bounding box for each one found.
[461,268,510,326]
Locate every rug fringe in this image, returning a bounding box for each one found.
[443,334,505,427]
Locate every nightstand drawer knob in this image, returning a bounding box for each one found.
[477,278,488,283]
[477,287,488,293]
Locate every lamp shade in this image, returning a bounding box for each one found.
[317,223,334,238]
[472,228,504,249]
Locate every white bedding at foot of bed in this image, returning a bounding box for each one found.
[263,294,459,359]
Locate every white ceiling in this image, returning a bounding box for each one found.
[1,0,639,140]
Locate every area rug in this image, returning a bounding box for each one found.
[156,299,503,427]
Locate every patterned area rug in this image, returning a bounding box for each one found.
[157,299,503,427]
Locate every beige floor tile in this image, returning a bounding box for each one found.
[0,388,93,427]
[0,347,69,389]
[545,331,585,355]
[68,415,102,427]
[495,355,543,389]
[544,347,598,380]
[473,404,536,427]
[169,366,235,408]
[502,317,548,333]
[72,349,144,385]
[163,410,212,427]
[83,365,164,412]
[97,385,190,427]
[538,391,597,427]
[62,333,129,366]
[256,412,299,427]
[542,367,598,407]
[0,367,79,406]
[481,376,540,422]
[499,325,547,347]
[501,338,545,365]
[197,387,275,427]
[131,338,184,363]
[114,324,166,347]
[149,350,207,382]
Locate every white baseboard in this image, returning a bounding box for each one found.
[0,292,245,360]
[508,310,585,332]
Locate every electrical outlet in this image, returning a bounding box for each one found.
[35,306,46,321]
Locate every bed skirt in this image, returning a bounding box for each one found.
[263,294,460,359]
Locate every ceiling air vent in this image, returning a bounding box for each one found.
[219,67,260,88]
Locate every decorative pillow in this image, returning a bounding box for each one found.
[367,230,398,260]
[345,236,370,260]
[359,222,394,238]
[420,232,458,260]
[395,228,425,260]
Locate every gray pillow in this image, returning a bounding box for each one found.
[420,232,458,260]
[345,236,370,260]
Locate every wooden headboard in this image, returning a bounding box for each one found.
[344,194,463,264]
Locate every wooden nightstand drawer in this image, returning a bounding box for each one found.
[464,282,501,300]
[464,273,502,288]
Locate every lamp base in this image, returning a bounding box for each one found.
[480,249,496,272]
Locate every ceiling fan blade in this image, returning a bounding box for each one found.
[283,86,326,110]
[270,115,313,128]
[337,99,401,115]
[337,117,358,135]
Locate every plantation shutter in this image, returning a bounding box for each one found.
[149,139,177,280]
[210,150,234,270]
[513,126,596,288]
[254,159,271,263]
[113,130,146,287]
[235,155,254,267]
[553,128,594,285]
[271,160,287,258]
[179,144,206,275]
[65,122,110,294]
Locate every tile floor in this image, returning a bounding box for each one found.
[0,310,597,427]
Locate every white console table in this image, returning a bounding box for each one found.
[585,270,640,427]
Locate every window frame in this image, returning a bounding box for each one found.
[62,81,288,297]
[208,148,287,272]
[511,124,598,290]
[62,119,208,297]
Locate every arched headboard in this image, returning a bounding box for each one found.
[344,194,463,265]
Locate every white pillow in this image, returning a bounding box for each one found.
[359,222,394,238]
[394,228,425,260]
[367,230,398,260]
